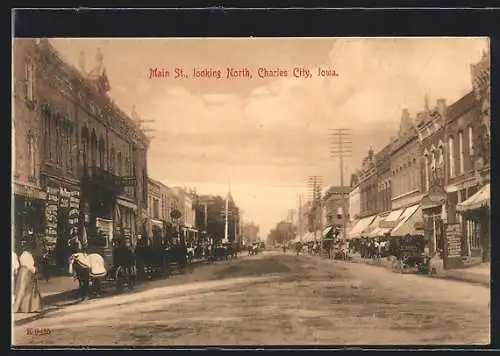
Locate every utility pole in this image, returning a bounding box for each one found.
[298,193,303,242]
[329,128,353,242]
[307,176,323,244]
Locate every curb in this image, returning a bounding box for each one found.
[349,257,490,287]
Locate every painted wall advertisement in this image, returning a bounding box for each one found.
[44,185,81,252]
[444,223,462,269]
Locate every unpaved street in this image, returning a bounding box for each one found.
[13,253,490,346]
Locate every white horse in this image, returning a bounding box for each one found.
[68,253,107,298]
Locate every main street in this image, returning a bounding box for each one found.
[14,252,489,346]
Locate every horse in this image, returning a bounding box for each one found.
[68,253,107,299]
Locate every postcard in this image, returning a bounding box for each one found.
[12,36,490,346]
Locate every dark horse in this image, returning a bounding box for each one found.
[164,245,190,274]
[68,253,107,300]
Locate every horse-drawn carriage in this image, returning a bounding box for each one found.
[390,235,429,274]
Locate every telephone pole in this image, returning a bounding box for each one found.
[307,176,323,243]
[298,193,303,242]
[329,128,353,240]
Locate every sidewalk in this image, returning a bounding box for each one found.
[14,275,80,325]
[349,254,490,287]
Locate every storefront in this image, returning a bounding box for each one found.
[421,185,447,260]
[40,176,81,268]
[151,218,164,247]
[13,182,46,252]
[456,183,490,263]
[347,215,376,239]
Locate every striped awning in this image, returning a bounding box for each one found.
[391,204,422,237]
[348,215,376,239]
[322,226,333,237]
[457,183,490,213]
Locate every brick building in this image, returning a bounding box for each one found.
[13,39,46,252]
[322,186,351,238]
[13,39,150,269]
[417,48,490,268]
[347,149,378,239]
[375,143,392,214]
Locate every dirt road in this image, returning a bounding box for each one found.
[13,253,490,346]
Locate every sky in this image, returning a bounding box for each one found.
[50,37,488,238]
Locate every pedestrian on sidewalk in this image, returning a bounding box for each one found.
[13,245,42,314]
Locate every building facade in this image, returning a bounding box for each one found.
[375,143,392,214]
[13,39,46,253]
[323,186,351,229]
[418,48,490,268]
[13,39,150,269]
[348,172,361,223]
[390,109,424,210]
[358,148,377,218]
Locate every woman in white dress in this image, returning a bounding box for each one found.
[14,248,42,313]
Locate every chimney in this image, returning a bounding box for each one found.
[436,99,447,118]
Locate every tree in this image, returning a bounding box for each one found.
[267,221,296,246]
[242,222,260,243]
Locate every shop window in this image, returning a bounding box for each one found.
[24,61,35,104]
[448,136,455,178]
[466,220,481,250]
[458,131,464,174]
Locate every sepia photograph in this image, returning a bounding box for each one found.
[12,36,490,346]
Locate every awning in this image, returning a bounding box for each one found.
[369,227,391,238]
[151,219,163,228]
[323,226,333,237]
[456,183,490,212]
[117,198,138,211]
[363,215,382,237]
[348,215,376,239]
[391,204,422,236]
[385,209,404,222]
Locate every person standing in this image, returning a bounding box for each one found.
[14,246,42,313]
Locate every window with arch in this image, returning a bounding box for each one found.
[43,106,51,162]
[117,151,123,176]
[81,126,90,170]
[468,126,474,159]
[68,125,73,171]
[27,133,36,177]
[448,136,455,177]
[458,131,464,174]
[110,146,115,173]
[90,130,97,167]
[125,154,130,175]
[55,119,61,166]
[24,60,35,103]
[98,136,105,169]
[424,154,430,192]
